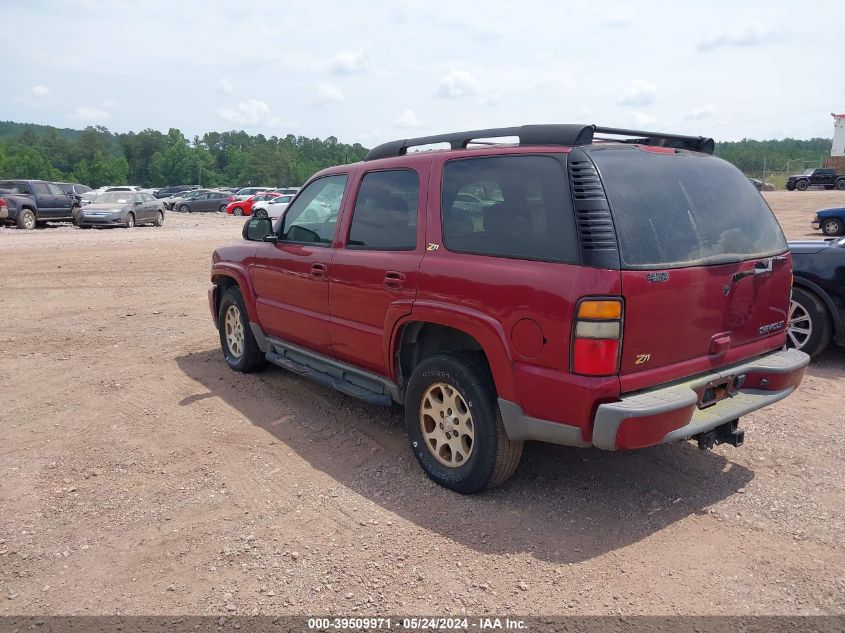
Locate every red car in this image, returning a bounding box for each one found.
[209,123,810,493]
[225,191,279,216]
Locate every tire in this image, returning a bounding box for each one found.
[253,208,268,219]
[72,207,82,226]
[836,180,845,191]
[787,287,832,358]
[796,179,809,191]
[16,208,36,230]
[179,204,190,213]
[154,210,164,227]
[786,183,795,191]
[405,352,523,494]
[126,213,135,228]
[233,206,244,216]
[218,286,268,373]
[219,204,227,213]
[821,218,844,236]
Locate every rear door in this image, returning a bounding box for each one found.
[32,182,58,217]
[329,167,427,376]
[588,146,791,392]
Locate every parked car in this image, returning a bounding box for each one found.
[811,207,845,236]
[174,190,231,213]
[252,193,295,220]
[163,189,210,210]
[232,186,272,201]
[0,179,76,229]
[788,237,845,357]
[154,185,196,199]
[105,185,143,192]
[226,192,282,217]
[77,191,164,228]
[208,123,810,493]
[786,168,845,191]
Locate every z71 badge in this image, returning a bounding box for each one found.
[635,353,651,365]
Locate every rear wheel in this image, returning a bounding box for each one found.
[836,180,845,191]
[796,179,809,191]
[405,352,523,494]
[17,209,36,230]
[821,218,844,236]
[254,208,268,219]
[219,204,227,213]
[218,286,267,373]
[179,204,190,213]
[788,287,832,357]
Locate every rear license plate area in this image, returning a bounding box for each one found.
[698,376,734,409]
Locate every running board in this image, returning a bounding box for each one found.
[265,339,396,407]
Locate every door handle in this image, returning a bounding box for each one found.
[310,263,328,280]
[384,271,405,291]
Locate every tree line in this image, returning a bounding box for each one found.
[0,122,368,188]
[0,120,834,188]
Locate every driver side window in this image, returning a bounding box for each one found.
[280,174,347,245]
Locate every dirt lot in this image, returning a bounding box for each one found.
[1,191,844,616]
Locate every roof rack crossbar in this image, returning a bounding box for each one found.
[364,124,714,160]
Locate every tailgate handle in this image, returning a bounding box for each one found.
[709,334,731,355]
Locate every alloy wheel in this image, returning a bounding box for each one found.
[419,383,475,467]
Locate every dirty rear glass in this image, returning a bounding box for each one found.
[591,148,787,269]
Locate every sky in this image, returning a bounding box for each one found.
[3,0,844,147]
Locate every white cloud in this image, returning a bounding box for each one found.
[618,80,657,107]
[219,78,234,94]
[218,99,273,126]
[631,111,657,127]
[316,83,344,104]
[32,85,50,97]
[684,105,716,120]
[436,68,481,99]
[697,25,771,52]
[69,106,111,124]
[329,48,367,74]
[396,109,425,129]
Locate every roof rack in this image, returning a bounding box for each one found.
[364,124,714,161]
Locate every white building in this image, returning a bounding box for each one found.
[833,113,845,156]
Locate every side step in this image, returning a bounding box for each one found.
[266,343,395,407]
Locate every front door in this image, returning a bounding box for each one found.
[251,174,349,357]
[329,168,427,376]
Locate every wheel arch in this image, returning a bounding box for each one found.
[391,312,515,401]
[211,266,261,324]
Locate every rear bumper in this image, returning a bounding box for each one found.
[592,348,809,450]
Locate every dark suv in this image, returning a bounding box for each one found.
[208,124,810,493]
[786,168,845,191]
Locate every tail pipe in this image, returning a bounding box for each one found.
[696,419,745,450]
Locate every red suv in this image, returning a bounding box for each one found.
[209,124,810,493]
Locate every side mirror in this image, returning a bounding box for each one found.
[243,217,275,242]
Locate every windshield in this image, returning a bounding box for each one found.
[94,192,132,204]
[591,147,788,269]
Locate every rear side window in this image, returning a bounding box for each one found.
[591,148,788,269]
[348,170,419,250]
[441,155,577,263]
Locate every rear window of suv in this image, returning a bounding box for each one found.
[590,147,788,269]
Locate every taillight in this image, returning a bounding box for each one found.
[228,196,236,202]
[572,298,623,376]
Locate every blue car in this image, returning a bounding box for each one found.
[812,208,845,236]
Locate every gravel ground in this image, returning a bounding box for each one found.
[1,192,844,617]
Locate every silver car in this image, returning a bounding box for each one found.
[78,192,165,228]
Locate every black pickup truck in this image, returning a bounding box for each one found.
[786,168,845,191]
[0,179,76,229]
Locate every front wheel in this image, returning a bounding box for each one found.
[154,210,164,227]
[253,208,268,219]
[405,352,523,494]
[233,207,244,216]
[821,218,844,236]
[796,179,809,191]
[72,207,82,226]
[126,213,135,228]
[218,286,268,373]
[179,204,190,213]
[787,287,832,357]
[219,204,227,213]
[836,180,845,191]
